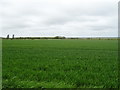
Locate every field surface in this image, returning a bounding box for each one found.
[2,39,118,88]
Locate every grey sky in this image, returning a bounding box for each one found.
[1,0,118,37]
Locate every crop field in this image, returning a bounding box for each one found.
[2,39,118,88]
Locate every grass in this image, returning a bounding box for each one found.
[2,39,118,88]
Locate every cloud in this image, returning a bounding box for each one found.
[0,0,118,37]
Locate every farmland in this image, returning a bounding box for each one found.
[2,39,118,88]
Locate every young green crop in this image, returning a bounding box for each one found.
[2,39,118,88]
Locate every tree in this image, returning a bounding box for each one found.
[12,34,14,39]
[7,34,9,39]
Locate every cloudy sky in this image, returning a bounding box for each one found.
[0,0,118,37]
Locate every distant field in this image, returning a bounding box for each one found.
[2,39,118,88]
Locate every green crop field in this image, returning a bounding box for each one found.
[2,39,118,88]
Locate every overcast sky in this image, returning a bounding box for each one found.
[0,0,119,37]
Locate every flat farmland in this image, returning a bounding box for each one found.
[2,39,118,88]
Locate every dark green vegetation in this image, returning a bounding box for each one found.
[2,39,118,88]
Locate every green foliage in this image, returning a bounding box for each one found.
[2,39,118,88]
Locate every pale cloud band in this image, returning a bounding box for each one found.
[0,0,118,37]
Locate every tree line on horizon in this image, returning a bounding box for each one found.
[2,34,118,40]
[5,35,66,39]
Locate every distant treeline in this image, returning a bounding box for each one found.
[2,36,66,39]
[2,36,119,40]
